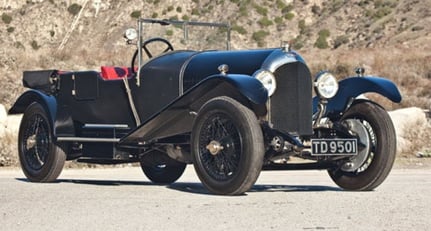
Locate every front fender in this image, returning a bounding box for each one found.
[121,74,268,144]
[211,74,268,105]
[313,77,402,115]
[9,90,57,121]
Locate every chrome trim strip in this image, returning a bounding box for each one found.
[57,137,120,143]
[83,124,129,129]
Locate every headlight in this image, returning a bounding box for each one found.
[124,28,138,40]
[314,72,338,99]
[254,69,276,96]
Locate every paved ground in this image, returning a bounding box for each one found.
[0,166,430,231]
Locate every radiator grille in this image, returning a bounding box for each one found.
[270,62,313,136]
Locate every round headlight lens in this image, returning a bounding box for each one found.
[314,72,339,99]
[254,70,276,96]
[124,28,138,40]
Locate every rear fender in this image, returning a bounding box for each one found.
[8,90,57,134]
[120,74,268,144]
[313,76,402,116]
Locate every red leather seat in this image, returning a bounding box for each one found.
[100,66,133,80]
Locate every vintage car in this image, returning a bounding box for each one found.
[9,19,402,195]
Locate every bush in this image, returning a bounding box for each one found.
[314,29,330,49]
[232,25,247,35]
[252,30,269,47]
[182,15,190,21]
[130,10,141,18]
[7,27,15,33]
[284,12,295,20]
[31,40,40,50]
[258,17,273,27]
[1,13,12,24]
[254,4,268,16]
[165,29,173,36]
[67,3,82,16]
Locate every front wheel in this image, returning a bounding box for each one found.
[328,101,396,191]
[18,103,66,182]
[191,97,264,195]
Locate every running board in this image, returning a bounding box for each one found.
[56,137,120,143]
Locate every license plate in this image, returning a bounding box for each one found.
[311,138,358,156]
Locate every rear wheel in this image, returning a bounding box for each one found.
[328,102,396,191]
[191,96,264,195]
[140,151,186,184]
[18,103,66,182]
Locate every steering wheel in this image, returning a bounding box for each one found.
[131,37,174,73]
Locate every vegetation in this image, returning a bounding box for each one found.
[314,29,330,49]
[130,10,141,18]
[1,13,12,24]
[252,30,269,47]
[67,3,82,16]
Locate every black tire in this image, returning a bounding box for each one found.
[328,101,396,191]
[191,96,264,195]
[140,151,186,184]
[18,103,66,182]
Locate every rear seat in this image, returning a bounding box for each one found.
[100,66,133,80]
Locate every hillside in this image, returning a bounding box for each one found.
[1,0,431,109]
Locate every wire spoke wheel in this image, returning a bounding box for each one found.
[198,113,242,181]
[191,96,264,195]
[18,103,66,182]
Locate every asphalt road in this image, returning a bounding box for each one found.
[0,166,430,231]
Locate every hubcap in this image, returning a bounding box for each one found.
[206,140,224,155]
[341,119,371,172]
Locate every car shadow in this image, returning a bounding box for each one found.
[167,183,341,195]
[15,178,153,186]
[16,178,340,195]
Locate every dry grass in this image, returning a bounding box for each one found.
[303,47,431,111]
[0,132,18,167]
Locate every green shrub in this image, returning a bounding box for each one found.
[67,3,82,16]
[49,30,55,37]
[151,12,158,18]
[176,6,182,13]
[167,6,174,12]
[254,4,268,16]
[182,15,190,21]
[7,27,15,33]
[166,29,173,36]
[191,8,200,15]
[284,12,295,20]
[276,0,286,9]
[130,10,141,18]
[281,4,294,13]
[315,29,330,49]
[1,13,12,24]
[319,29,330,38]
[232,25,247,35]
[239,6,248,17]
[258,17,273,27]
[252,30,269,47]
[274,16,283,24]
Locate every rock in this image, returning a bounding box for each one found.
[0,104,7,137]
[388,107,429,154]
